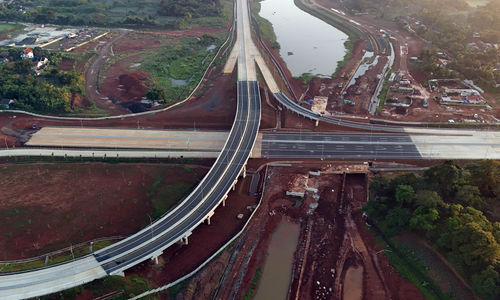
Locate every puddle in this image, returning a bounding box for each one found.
[254,219,300,300]
[342,266,364,300]
[345,51,378,89]
[169,77,188,86]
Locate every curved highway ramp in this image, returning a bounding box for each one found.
[0,0,262,298]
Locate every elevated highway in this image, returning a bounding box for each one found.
[1,0,499,298]
[0,0,262,298]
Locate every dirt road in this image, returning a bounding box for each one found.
[84,30,131,115]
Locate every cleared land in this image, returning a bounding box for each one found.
[98,29,227,113]
[0,162,209,260]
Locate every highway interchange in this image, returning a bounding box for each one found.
[0,0,499,298]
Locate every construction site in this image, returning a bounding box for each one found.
[0,0,498,299]
[173,161,426,300]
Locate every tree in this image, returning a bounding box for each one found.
[369,175,389,200]
[395,185,415,205]
[424,161,466,201]
[414,190,443,208]
[145,87,168,103]
[438,208,500,272]
[410,206,439,231]
[455,185,484,209]
[471,266,500,300]
[382,207,412,236]
[467,160,500,199]
[13,60,33,75]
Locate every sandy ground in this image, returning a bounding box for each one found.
[0,162,210,260]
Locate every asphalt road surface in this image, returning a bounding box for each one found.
[262,132,421,159]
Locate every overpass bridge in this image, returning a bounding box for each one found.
[1,0,499,298]
[0,0,263,298]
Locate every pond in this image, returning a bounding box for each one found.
[259,0,348,77]
[254,219,300,300]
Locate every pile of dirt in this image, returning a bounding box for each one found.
[117,71,150,102]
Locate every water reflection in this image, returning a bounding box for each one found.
[259,0,348,77]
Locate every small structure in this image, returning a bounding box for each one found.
[0,99,14,109]
[21,48,34,59]
[286,172,321,199]
[311,96,328,115]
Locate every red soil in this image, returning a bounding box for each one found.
[215,163,425,300]
[126,173,260,287]
[0,163,209,260]
[101,71,150,103]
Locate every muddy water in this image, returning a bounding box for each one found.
[259,0,348,77]
[254,219,300,300]
[343,266,364,300]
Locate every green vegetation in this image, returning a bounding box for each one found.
[243,266,262,300]
[299,72,317,84]
[293,0,362,78]
[0,23,24,37]
[140,34,223,103]
[371,234,450,300]
[376,71,393,113]
[344,0,500,90]
[0,0,228,29]
[147,174,199,219]
[0,47,86,113]
[251,1,280,50]
[334,40,354,77]
[364,160,500,300]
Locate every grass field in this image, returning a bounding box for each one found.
[139,35,224,101]
[0,23,25,39]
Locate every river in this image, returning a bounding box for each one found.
[259,0,348,78]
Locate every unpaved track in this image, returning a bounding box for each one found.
[85,30,130,115]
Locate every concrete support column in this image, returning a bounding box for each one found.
[315,120,319,127]
[206,211,215,225]
[242,165,247,178]
[183,232,192,245]
[222,195,228,207]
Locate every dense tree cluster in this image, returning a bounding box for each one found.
[364,160,500,299]
[159,0,222,18]
[343,0,500,86]
[0,47,82,113]
[0,0,225,28]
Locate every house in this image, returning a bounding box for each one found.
[21,48,34,59]
[33,57,50,75]
[0,99,14,109]
[35,57,49,70]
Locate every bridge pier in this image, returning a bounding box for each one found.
[315,120,319,127]
[151,250,163,264]
[242,165,247,178]
[182,232,192,245]
[205,211,215,225]
[222,195,228,207]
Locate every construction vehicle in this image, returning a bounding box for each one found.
[344,99,355,106]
